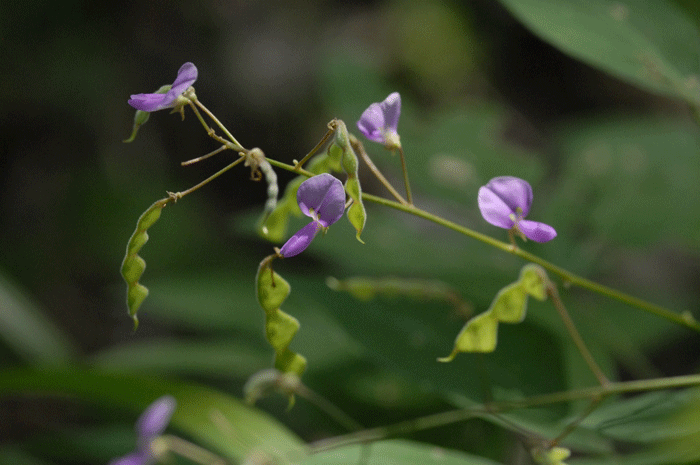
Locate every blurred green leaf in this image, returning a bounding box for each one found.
[0,368,306,464]
[549,116,700,248]
[0,269,77,365]
[498,0,700,106]
[92,339,271,379]
[301,439,504,465]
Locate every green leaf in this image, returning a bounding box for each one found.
[0,269,77,365]
[256,256,307,376]
[120,197,173,329]
[301,439,504,465]
[0,368,306,464]
[497,0,700,106]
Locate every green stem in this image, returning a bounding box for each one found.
[361,193,700,333]
[308,372,700,453]
[192,99,245,151]
[547,284,609,386]
[350,135,408,205]
[171,157,246,200]
[251,158,696,333]
[396,146,413,205]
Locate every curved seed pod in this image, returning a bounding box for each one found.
[519,264,549,301]
[329,120,366,242]
[255,256,307,377]
[121,197,173,329]
[439,264,549,360]
[438,311,499,361]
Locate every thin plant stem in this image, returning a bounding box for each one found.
[192,99,246,151]
[308,372,700,453]
[547,284,610,386]
[181,144,229,166]
[162,435,227,465]
[294,123,336,170]
[295,383,364,432]
[396,145,413,205]
[350,135,408,205]
[548,397,603,448]
[170,157,246,200]
[359,193,700,333]
[245,159,699,333]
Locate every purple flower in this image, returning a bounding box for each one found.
[357,92,402,148]
[478,176,556,243]
[109,396,176,465]
[128,63,198,112]
[279,174,346,258]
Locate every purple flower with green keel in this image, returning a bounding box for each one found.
[279,173,345,258]
[478,176,556,243]
[128,63,198,112]
[109,396,176,465]
[357,92,402,148]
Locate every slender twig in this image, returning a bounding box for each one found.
[396,146,413,205]
[308,372,700,453]
[181,145,229,166]
[294,123,336,170]
[547,284,609,386]
[349,136,408,205]
[170,157,246,200]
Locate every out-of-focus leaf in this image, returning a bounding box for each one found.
[301,439,504,465]
[0,269,77,365]
[498,0,700,106]
[91,339,271,379]
[549,116,700,248]
[582,390,700,443]
[0,368,306,464]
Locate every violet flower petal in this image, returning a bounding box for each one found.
[483,176,533,217]
[128,62,198,112]
[518,219,557,243]
[137,395,176,439]
[477,185,516,229]
[356,92,401,145]
[297,173,345,227]
[279,221,322,258]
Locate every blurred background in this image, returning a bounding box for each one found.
[2,0,700,464]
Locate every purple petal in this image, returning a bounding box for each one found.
[356,103,385,143]
[483,177,533,217]
[297,174,345,226]
[478,185,516,229]
[128,93,170,112]
[128,63,198,112]
[356,92,402,145]
[380,92,401,133]
[162,62,198,105]
[109,452,149,465]
[518,220,557,243]
[137,395,176,440]
[279,221,321,257]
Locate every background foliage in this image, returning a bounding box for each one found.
[2,0,700,464]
